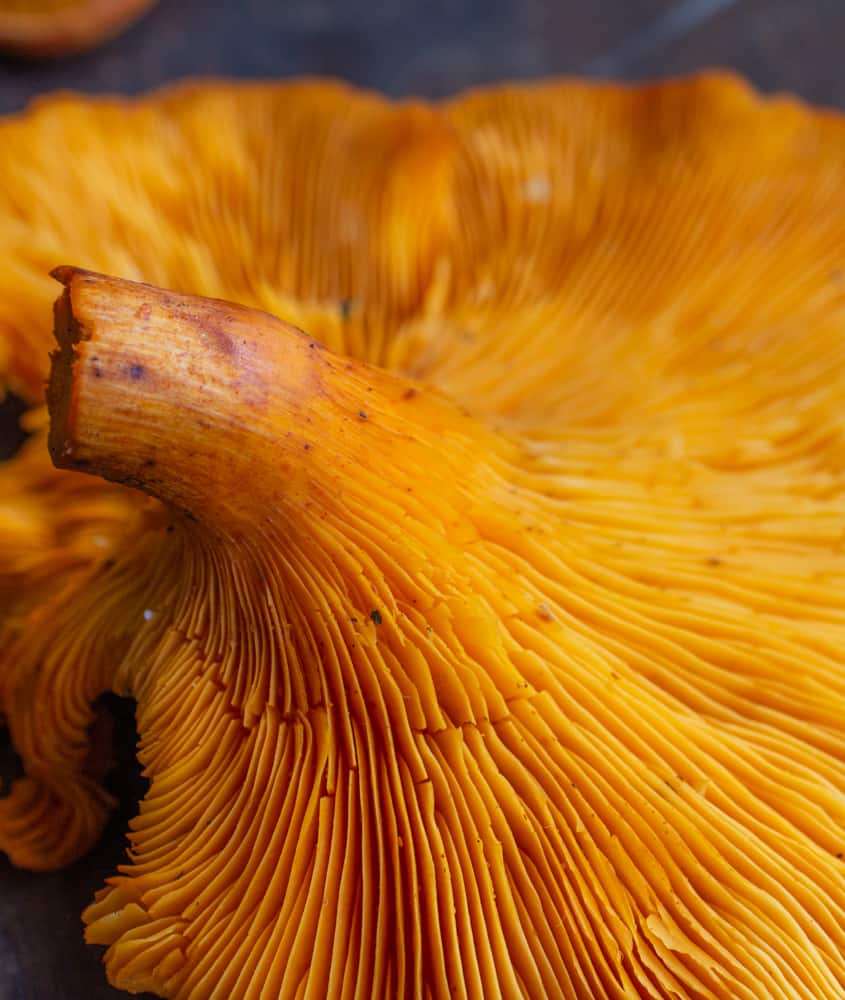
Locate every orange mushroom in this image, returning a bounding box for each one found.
[0,0,155,58]
[1,77,844,998]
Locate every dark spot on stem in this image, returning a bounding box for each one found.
[176,305,238,359]
[370,610,382,626]
[128,364,145,381]
[358,411,368,420]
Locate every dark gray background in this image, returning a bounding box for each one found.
[2,0,845,114]
[1,1,844,997]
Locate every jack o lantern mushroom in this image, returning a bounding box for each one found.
[0,0,156,57]
[0,77,844,998]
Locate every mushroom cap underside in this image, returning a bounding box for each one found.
[0,76,844,999]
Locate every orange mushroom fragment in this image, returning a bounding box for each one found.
[0,76,844,999]
[0,0,156,57]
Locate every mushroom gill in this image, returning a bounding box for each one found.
[0,76,844,999]
[0,265,841,998]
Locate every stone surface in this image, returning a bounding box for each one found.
[1,0,843,114]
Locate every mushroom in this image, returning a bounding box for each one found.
[0,76,844,998]
[0,0,156,58]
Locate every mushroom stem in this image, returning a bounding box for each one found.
[47,267,343,527]
[46,268,485,538]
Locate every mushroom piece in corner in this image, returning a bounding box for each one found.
[0,265,842,999]
[0,0,157,57]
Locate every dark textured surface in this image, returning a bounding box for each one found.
[0,393,27,460]
[1,2,844,998]
[1,0,845,113]
[0,698,148,1000]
